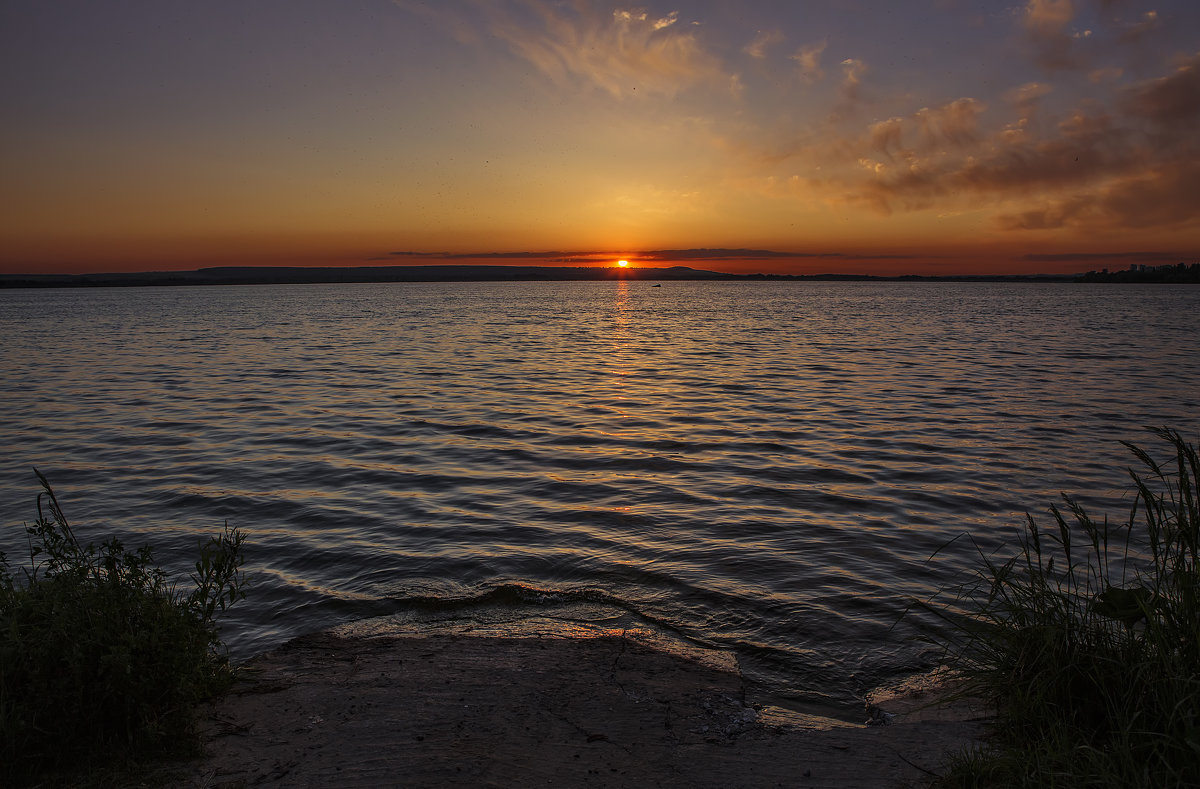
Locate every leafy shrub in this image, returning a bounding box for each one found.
[0,471,246,780]
[931,427,1200,788]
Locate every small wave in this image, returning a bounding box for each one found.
[387,582,633,612]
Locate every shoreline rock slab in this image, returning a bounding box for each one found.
[168,632,986,788]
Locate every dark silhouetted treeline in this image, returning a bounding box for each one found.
[1077,262,1200,283]
[0,265,1086,289]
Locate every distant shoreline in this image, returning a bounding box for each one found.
[4,262,1197,289]
[0,264,1090,289]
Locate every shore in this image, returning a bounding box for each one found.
[160,628,988,788]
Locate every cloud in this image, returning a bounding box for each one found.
[996,160,1200,231]
[867,117,907,162]
[1024,0,1081,69]
[844,106,1137,216]
[1021,2,1174,74]
[914,98,987,148]
[632,248,924,261]
[1120,51,1200,127]
[613,9,679,32]
[1006,81,1053,120]
[1025,0,1074,31]
[813,49,1200,234]
[392,1,725,99]
[1117,10,1160,44]
[852,98,986,174]
[487,3,723,98]
[745,29,784,59]
[387,248,924,263]
[393,0,1197,238]
[789,42,826,83]
[1089,67,1123,84]
[840,58,867,99]
[828,57,869,119]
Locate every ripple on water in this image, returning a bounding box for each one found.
[0,281,1197,708]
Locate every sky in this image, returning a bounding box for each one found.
[2,0,1198,276]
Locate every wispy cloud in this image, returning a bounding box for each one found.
[789,42,826,83]
[1024,0,1081,69]
[436,2,726,99]
[840,57,867,99]
[1025,0,1075,30]
[1006,81,1053,120]
[828,57,869,120]
[914,98,987,148]
[633,248,922,261]
[745,29,784,59]
[387,248,924,263]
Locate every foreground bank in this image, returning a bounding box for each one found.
[152,628,984,789]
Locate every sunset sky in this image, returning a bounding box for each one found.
[2,0,1198,275]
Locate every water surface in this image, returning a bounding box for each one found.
[1,281,1196,709]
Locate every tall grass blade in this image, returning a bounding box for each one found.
[929,427,1200,788]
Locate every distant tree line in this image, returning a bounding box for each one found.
[1077,262,1200,283]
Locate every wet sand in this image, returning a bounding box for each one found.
[168,630,987,788]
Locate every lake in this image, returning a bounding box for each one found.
[1,280,1197,710]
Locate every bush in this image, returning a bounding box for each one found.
[0,471,246,781]
[931,427,1200,788]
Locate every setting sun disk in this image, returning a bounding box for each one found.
[617,260,629,267]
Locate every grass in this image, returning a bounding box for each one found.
[928,427,1200,788]
[0,471,246,784]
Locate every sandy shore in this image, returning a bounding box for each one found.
[164,629,987,788]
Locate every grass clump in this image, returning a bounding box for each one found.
[932,427,1200,788]
[0,471,246,782]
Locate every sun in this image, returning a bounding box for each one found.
[617,260,629,267]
